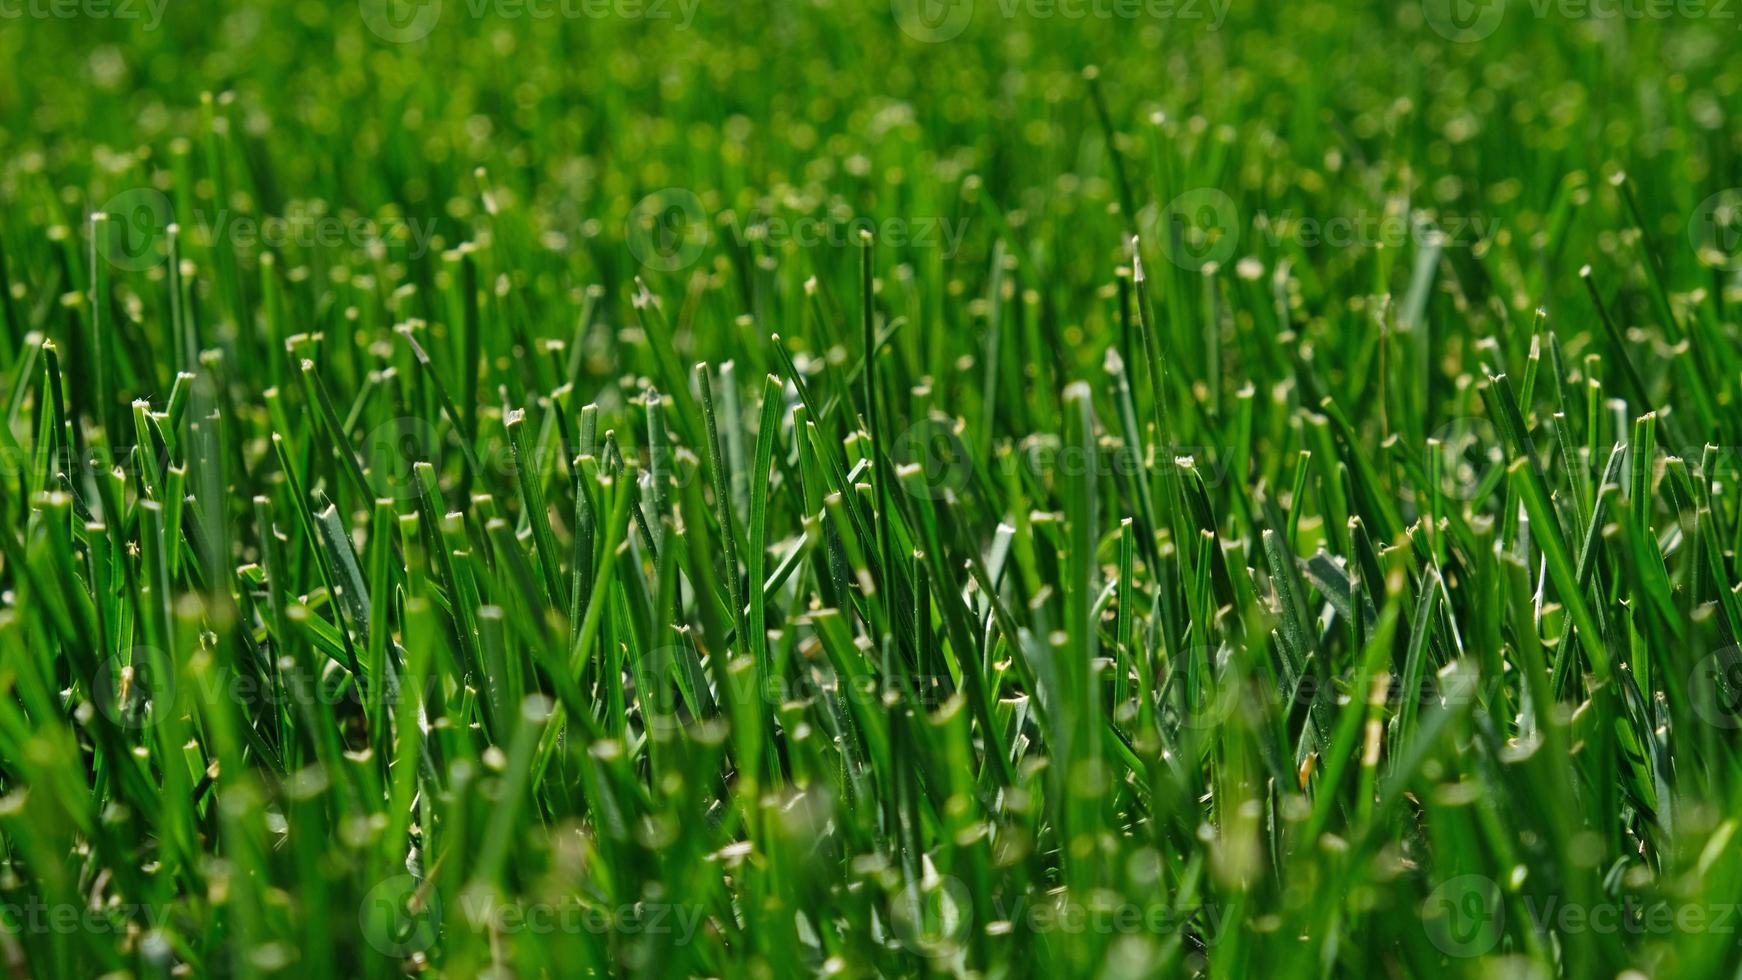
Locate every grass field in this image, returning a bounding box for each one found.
[1,0,1741,976]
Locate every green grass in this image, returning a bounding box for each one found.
[1,1,1742,976]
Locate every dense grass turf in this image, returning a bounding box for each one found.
[2,0,1742,976]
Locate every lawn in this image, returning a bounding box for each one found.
[1,0,1741,976]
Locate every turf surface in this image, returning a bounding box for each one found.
[1,1,1742,976]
